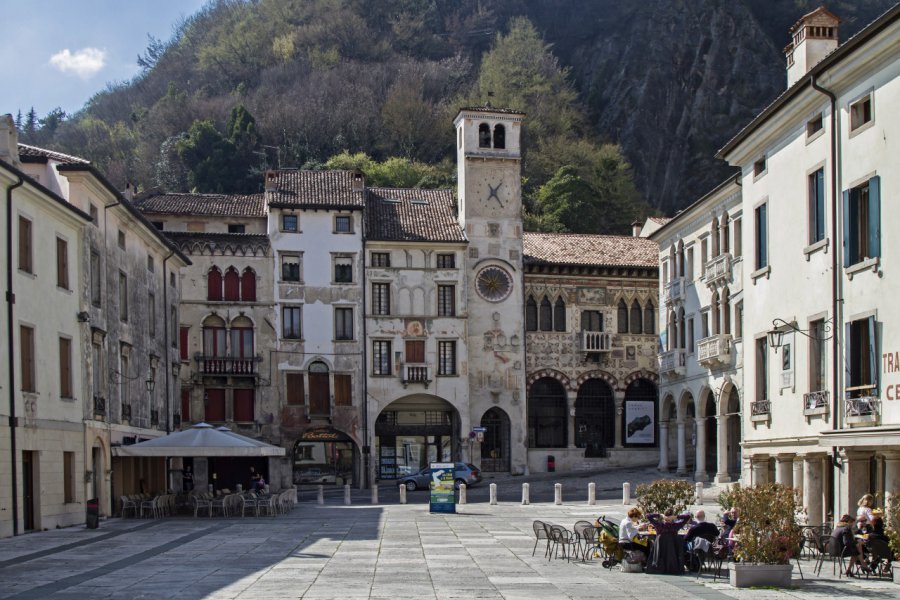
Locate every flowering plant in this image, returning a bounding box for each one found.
[635,479,695,515]
[729,483,802,565]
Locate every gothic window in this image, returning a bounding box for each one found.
[711,291,720,336]
[711,218,721,257]
[493,124,506,149]
[617,300,628,333]
[527,378,567,448]
[668,311,677,350]
[678,307,686,349]
[207,267,222,301]
[630,300,642,334]
[539,296,553,331]
[478,123,491,148]
[525,296,537,331]
[677,240,685,277]
[223,267,240,301]
[241,268,256,302]
[582,310,603,332]
[202,315,226,358]
[721,213,730,254]
[643,303,655,335]
[553,297,566,332]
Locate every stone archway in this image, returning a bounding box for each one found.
[658,394,677,470]
[575,379,615,457]
[528,377,568,448]
[374,394,460,480]
[724,386,742,479]
[480,407,511,472]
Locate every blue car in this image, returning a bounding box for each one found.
[399,463,482,491]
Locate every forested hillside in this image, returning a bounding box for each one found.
[15,0,895,229]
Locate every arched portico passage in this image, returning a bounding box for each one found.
[575,379,615,457]
[527,377,568,448]
[292,427,356,486]
[480,407,511,472]
[375,395,460,480]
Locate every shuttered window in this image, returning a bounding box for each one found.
[405,340,425,363]
[18,217,32,273]
[308,370,330,416]
[233,389,254,422]
[286,373,304,405]
[59,337,72,398]
[56,237,69,289]
[204,389,226,421]
[180,388,191,422]
[334,374,352,406]
[180,327,189,361]
[20,325,35,392]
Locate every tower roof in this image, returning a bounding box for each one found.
[789,6,840,33]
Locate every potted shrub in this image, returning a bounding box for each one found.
[885,494,900,583]
[728,483,802,588]
[635,479,695,515]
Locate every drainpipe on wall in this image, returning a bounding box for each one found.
[5,174,24,536]
[810,72,841,519]
[360,212,370,489]
[162,250,176,435]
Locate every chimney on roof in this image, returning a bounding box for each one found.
[264,170,279,192]
[123,182,134,201]
[785,7,840,87]
[351,171,364,192]
[632,221,643,237]
[0,114,20,168]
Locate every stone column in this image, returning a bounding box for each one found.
[614,391,625,449]
[694,416,708,482]
[803,454,824,526]
[751,456,769,485]
[676,420,687,476]
[793,456,804,501]
[843,450,870,518]
[567,391,577,449]
[714,415,730,483]
[775,454,795,488]
[883,452,900,523]
[658,422,670,471]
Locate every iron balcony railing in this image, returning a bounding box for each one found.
[704,253,732,286]
[196,355,262,376]
[804,390,828,411]
[697,334,732,366]
[750,400,771,416]
[93,395,106,416]
[845,395,879,419]
[402,364,432,388]
[658,349,686,376]
[665,277,685,305]
[582,331,612,353]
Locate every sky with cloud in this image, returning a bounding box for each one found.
[0,0,207,120]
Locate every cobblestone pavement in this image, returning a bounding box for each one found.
[0,471,897,599]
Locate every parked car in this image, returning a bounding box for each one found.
[399,463,481,491]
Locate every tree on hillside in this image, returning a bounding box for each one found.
[22,108,38,142]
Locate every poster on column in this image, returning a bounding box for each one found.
[625,401,655,445]
[429,462,456,514]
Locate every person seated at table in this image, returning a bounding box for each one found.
[853,515,873,536]
[619,508,650,553]
[721,508,737,538]
[647,508,692,534]
[832,514,868,576]
[868,516,889,544]
[856,494,875,524]
[685,515,719,547]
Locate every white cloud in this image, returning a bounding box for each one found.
[49,47,107,78]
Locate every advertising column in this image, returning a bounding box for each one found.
[429,462,456,514]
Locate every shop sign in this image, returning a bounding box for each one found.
[883,351,900,400]
[429,462,456,514]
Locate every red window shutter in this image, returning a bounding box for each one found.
[286,373,304,405]
[179,327,189,361]
[207,268,222,301]
[181,388,191,422]
[223,268,239,301]
[241,269,256,301]
[334,374,352,406]
[405,340,425,363]
[205,389,226,421]
[233,389,254,422]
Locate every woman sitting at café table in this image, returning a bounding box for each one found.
[832,514,869,576]
[619,507,651,554]
[644,509,692,574]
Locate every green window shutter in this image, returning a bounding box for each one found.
[842,189,852,267]
[868,176,881,258]
[868,316,878,393]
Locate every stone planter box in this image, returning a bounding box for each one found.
[730,563,793,588]
[892,561,900,583]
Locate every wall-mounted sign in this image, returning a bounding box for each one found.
[429,462,456,514]
[624,400,655,445]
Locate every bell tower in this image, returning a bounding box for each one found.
[454,106,528,475]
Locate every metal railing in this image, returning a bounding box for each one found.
[93,395,106,416]
[704,253,732,285]
[196,355,261,376]
[582,331,612,352]
[845,396,879,418]
[804,390,828,411]
[750,400,771,416]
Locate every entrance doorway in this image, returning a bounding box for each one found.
[292,427,356,486]
[575,379,615,457]
[375,395,459,480]
[22,451,36,531]
[480,408,510,472]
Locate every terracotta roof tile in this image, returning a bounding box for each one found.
[17,143,90,165]
[266,170,365,209]
[523,232,658,268]
[365,188,466,243]
[135,193,266,218]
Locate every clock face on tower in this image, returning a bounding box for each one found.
[475,266,513,302]
[477,175,512,216]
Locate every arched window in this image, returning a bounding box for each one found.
[721,214,730,254]
[617,300,628,333]
[478,123,491,148]
[668,311,677,351]
[539,296,553,331]
[722,288,731,335]
[527,377,567,448]
[677,240,685,277]
[493,124,506,149]
[669,246,676,280]
[711,291,720,336]
[202,315,226,358]
[553,297,566,332]
[643,303,655,335]
[308,361,330,416]
[223,267,240,301]
[711,219,720,258]
[575,379,615,456]
[678,307,686,349]
[207,267,222,301]
[241,268,256,302]
[630,300,642,334]
[229,316,254,359]
[525,296,537,331]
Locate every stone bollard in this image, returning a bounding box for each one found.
[458,483,467,504]
[588,482,596,506]
[317,484,324,505]
[695,482,703,505]
[623,482,631,505]
[371,484,379,504]
[489,483,498,505]
[344,484,351,505]
[399,484,407,504]
[521,482,530,505]
[554,483,562,505]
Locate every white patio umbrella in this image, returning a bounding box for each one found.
[111,422,286,457]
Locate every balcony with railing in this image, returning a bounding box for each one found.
[582,331,612,354]
[845,389,879,426]
[803,390,829,416]
[658,349,686,377]
[92,395,106,418]
[196,355,261,376]
[697,334,732,367]
[704,253,733,286]
[750,400,771,421]
[664,277,685,305]
[402,364,432,388]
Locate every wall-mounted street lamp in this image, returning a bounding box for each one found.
[145,369,156,395]
[766,317,833,352]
